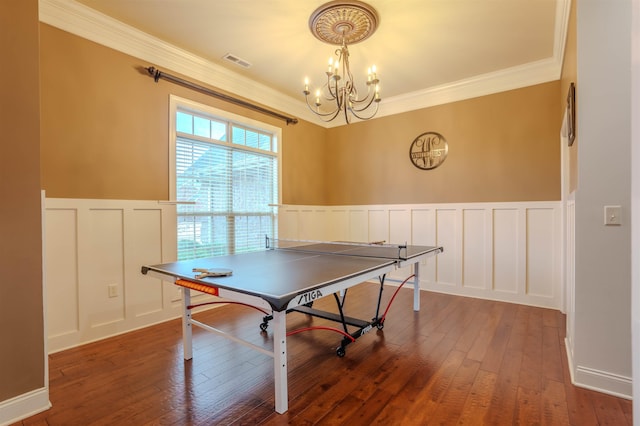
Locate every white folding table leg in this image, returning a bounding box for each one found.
[413,262,421,312]
[182,287,193,360]
[272,310,288,413]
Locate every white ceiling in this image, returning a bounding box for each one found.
[50,0,568,125]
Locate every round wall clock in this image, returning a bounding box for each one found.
[409,132,448,170]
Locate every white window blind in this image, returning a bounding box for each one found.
[174,107,279,260]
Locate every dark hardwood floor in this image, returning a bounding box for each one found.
[16,283,632,425]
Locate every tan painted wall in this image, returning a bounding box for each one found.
[41,24,561,208]
[39,24,327,204]
[280,119,328,205]
[325,82,561,205]
[561,0,578,193]
[0,0,45,402]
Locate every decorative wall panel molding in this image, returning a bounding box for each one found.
[44,198,212,353]
[278,201,562,309]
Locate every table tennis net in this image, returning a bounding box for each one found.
[265,237,410,260]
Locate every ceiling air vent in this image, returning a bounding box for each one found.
[222,53,252,69]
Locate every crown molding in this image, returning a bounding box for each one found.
[378,57,561,119]
[39,0,569,129]
[553,0,572,73]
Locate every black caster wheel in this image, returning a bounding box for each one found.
[259,322,268,332]
[336,346,346,357]
[376,322,384,330]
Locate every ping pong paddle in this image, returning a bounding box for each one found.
[192,268,233,279]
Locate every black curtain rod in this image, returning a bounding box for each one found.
[145,66,298,125]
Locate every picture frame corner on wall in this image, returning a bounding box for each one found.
[567,82,576,146]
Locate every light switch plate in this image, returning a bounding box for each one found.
[604,205,622,226]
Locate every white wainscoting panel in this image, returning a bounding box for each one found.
[410,209,435,246]
[462,209,487,290]
[493,208,519,295]
[368,210,388,244]
[45,208,80,340]
[526,208,557,300]
[83,209,126,329]
[327,209,349,241]
[411,209,437,283]
[461,209,487,289]
[298,209,326,241]
[278,207,298,239]
[435,208,458,287]
[278,202,562,309]
[45,198,181,353]
[349,210,368,242]
[389,209,411,245]
[125,208,164,319]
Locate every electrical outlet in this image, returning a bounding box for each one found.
[108,283,119,298]
[604,205,622,226]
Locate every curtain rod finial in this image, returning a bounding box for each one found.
[145,66,161,82]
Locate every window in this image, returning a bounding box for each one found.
[171,97,280,260]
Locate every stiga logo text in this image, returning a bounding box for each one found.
[298,290,323,305]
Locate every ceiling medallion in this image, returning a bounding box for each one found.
[308,0,379,45]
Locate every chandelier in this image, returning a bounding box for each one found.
[303,1,381,124]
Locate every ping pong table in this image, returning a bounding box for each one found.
[141,238,442,414]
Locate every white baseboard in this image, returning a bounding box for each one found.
[573,366,633,400]
[0,388,50,426]
[565,337,632,399]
